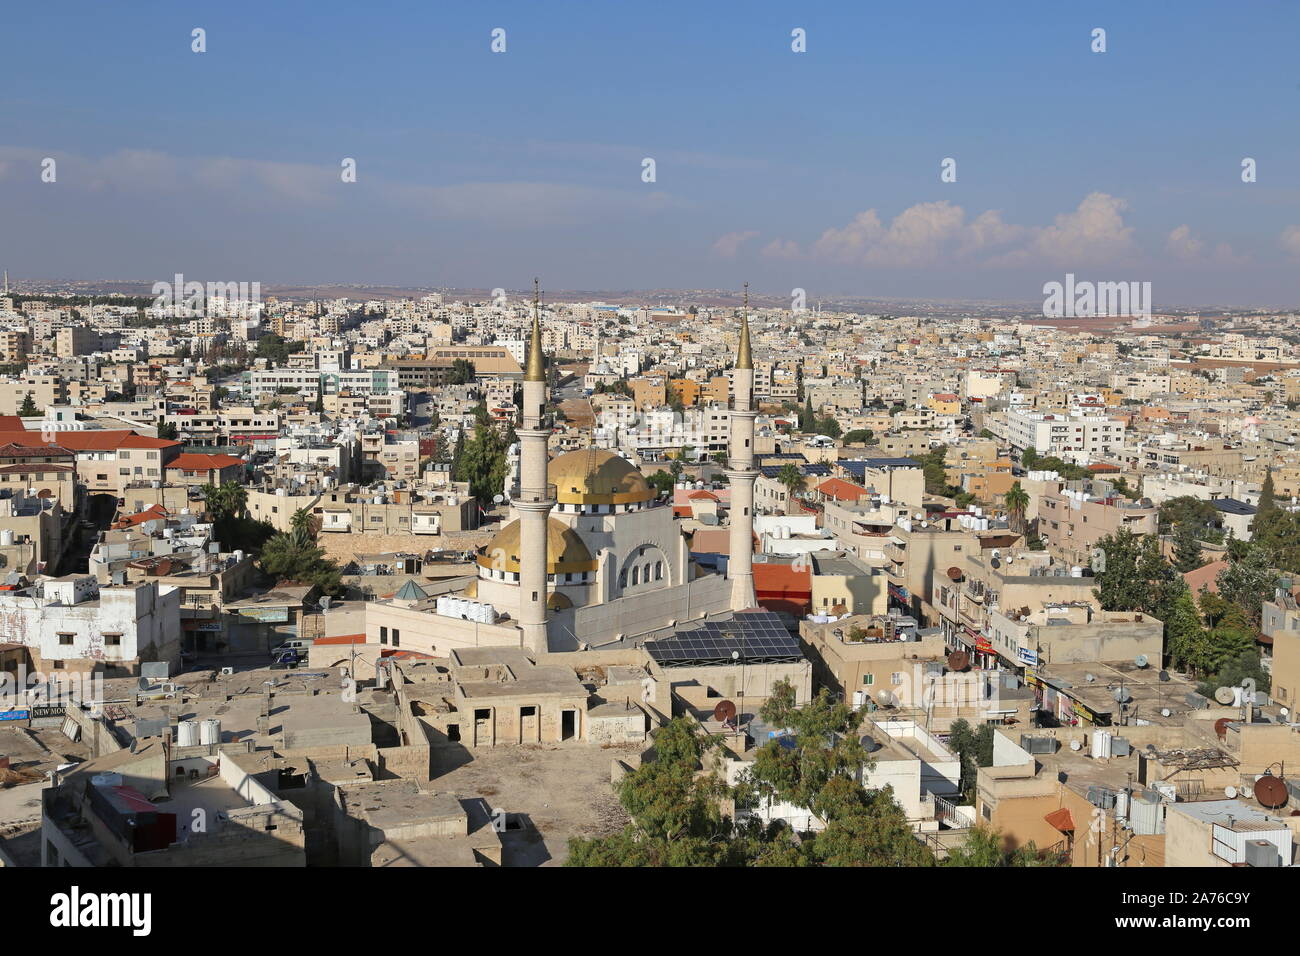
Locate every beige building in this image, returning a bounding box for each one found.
[1039,482,1158,567]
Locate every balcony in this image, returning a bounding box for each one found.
[514,483,557,504]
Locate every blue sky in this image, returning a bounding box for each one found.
[2,1,1298,305]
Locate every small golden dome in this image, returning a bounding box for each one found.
[546,591,574,610]
[549,448,655,506]
[476,516,596,575]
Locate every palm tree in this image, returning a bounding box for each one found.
[289,507,315,547]
[201,481,247,522]
[1004,481,1030,535]
[777,463,807,514]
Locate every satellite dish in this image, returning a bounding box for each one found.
[1158,670,1170,682]
[1113,686,1132,704]
[1281,707,1291,719]
[1224,785,1238,799]
[860,734,883,753]
[875,689,896,707]
[1214,686,1236,705]
[1070,739,1083,751]
[1214,717,1232,739]
[1085,673,1096,683]
[947,650,970,672]
[1253,774,1289,810]
[1160,708,1172,718]
[713,700,737,724]
[990,558,1001,569]
[1134,654,1149,668]
[492,494,505,504]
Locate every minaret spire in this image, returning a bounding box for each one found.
[737,282,753,370]
[524,277,545,382]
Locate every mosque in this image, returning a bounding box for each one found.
[467,285,758,653]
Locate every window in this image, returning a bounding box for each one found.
[104,633,122,647]
[379,626,388,645]
[58,633,75,646]
[862,674,874,685]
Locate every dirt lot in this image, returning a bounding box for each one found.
[431,742,635,866]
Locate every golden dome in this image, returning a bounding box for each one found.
[549,448,655,506]
[546,591,573,610]
[476,516,596,575]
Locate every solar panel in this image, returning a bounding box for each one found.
[645,610,804,666]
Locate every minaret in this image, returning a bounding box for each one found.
[727,284,759,610]
[515,279,555,652]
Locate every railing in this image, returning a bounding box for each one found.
[515,483,557,504]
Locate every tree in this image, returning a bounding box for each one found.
[1163,586,1208,672]
[1158,495,1218,534]
[742,681,869,826]
[843,429,873,445]
[201,481,248,522]
[289,507,316,547]
[157,421,179,441]
[258,533,342,595]
[1215,547,1278,627]
[449,358,476,385]
[1171,521,1205,573]
[1003,481,1030,535]
[1092,528,1179,620]
[566,717,753,867]
[946,719,994,802]
[17,394,38,417]
[647,470,675,495]
[776,463,806,513]
[943,827,1065,867]
[453,419,509,505]
[1021,446,1039,470]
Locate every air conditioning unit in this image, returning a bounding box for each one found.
[160,683,176,694]
[220,667,234,676]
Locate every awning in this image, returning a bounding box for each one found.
[1045,807,1075,833]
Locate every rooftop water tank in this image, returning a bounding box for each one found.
[199,718,221,746]
[176,720,200,747]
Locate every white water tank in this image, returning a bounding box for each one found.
[1090,730,1113,759]
[199,718,221,746]
[176,720,200,747]
[0,529,14,546]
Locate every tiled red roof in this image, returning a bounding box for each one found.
[113,504,170,528]
[0,430,176,452]
[314,633,367,645]
[0,442,73,458]
[817,477,871,501]
[167,452,244,471]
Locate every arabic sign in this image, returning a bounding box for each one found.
[237,607,289,623]
[0,709,30,721]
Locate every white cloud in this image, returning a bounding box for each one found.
[711,230,759,258]
[1021,192,1134,264]
[1167,224,1246,266]
[1282,226,1300,259]
[1167,224,1204,259]
[762,193,1137,270]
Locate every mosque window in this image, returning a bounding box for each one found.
[631,567,640,585]
[655,562,663,580]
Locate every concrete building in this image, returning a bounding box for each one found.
[0,575,181,677]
